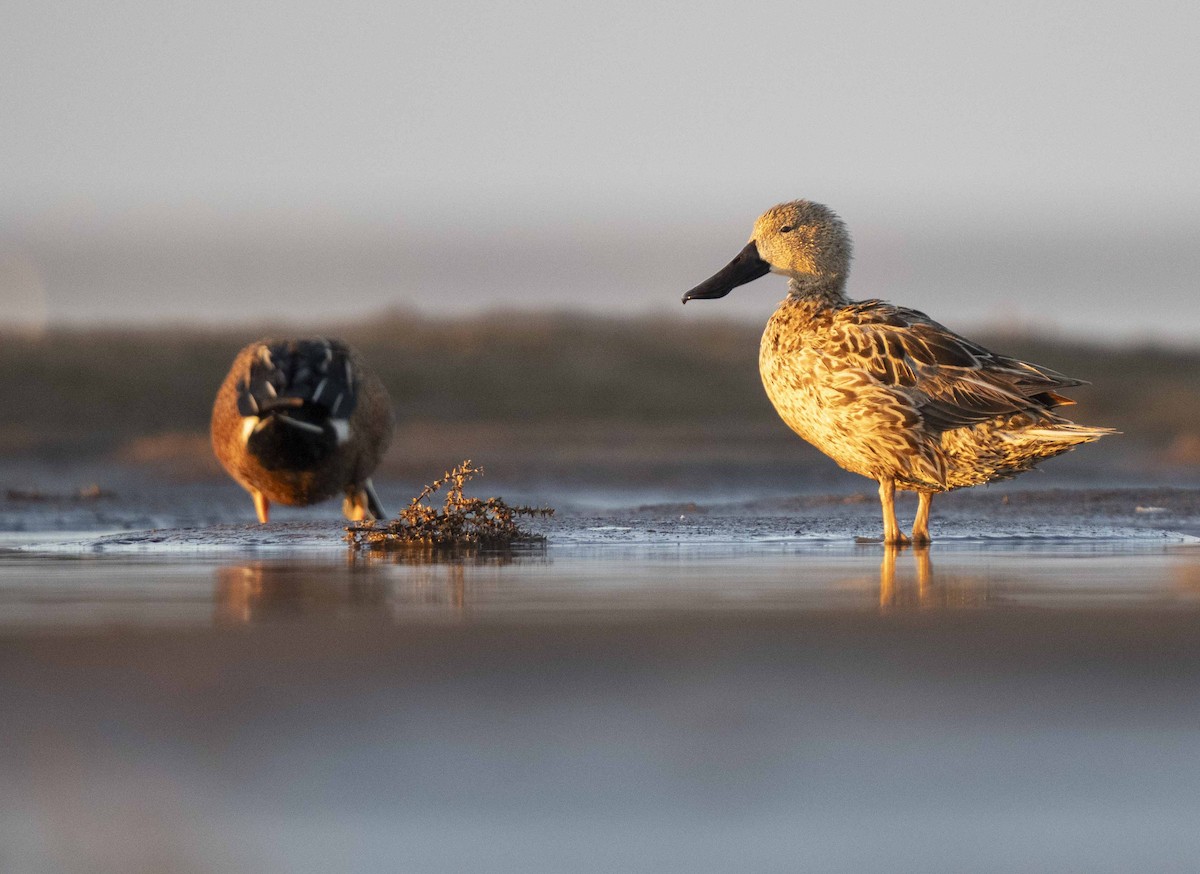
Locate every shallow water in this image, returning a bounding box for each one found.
[3,486,1200,873]
[0,540,1199,629]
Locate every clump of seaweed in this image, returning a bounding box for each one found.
[346,460,553,549]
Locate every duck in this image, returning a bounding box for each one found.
[211,337,394,523]
[682,200,1114,544]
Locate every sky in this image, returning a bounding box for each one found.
[2,0,1199,341]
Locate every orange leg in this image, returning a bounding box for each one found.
[912,492,933,545]
[878,478,910,545]
[343,490,369,522]
[252,490,270,524]
[343,479,386,522]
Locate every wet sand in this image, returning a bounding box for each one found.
[2,484,1200,873]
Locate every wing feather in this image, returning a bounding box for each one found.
[834,302,1086,433]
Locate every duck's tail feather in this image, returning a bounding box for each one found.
[941,418,1116,489]
[237,338,358,422]
[1011,424,1118,445]
[237,338,359,470]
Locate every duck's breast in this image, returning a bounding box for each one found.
[758,300,943,486]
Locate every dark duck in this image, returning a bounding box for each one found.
[211,338,393,523]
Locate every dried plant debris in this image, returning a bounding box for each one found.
[347,461,553,549]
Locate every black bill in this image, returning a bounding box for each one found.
[681,240,770,304]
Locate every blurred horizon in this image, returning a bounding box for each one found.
[3,200,1199,345]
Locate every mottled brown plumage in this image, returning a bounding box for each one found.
[211,338,394,523]
[684,200,1114,543]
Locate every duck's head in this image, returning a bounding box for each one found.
[682,200,851,303]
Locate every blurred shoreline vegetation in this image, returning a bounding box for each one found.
[2,310,1198,480]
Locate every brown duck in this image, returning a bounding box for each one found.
[211,338,393,523]
[683,200,1113,544]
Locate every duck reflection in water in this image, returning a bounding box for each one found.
[214,548,542,625]
[877,546,989,612]
[214,557,392,624]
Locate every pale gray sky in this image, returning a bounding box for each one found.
[2,0,1199,340]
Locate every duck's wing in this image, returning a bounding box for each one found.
[237,338,358,423]
[835,301,1084,433]
[233,338,363,468]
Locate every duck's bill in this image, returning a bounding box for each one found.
[681,241,770,303]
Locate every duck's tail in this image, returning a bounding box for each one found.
[941,415,1117,489]
[1012,423,1117,447]
[238,338,359,469]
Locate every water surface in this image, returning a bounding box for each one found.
[2,489,1200,873]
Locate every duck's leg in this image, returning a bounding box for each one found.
[252,489,270,524]
[364,478,386,520]
[343,488,368,522]
[912,492,933,545]
[344,480,386,522]
[878,478,910,545]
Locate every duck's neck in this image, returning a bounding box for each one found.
[787,276,848,306]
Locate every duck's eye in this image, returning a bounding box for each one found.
[779,225,795,233]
